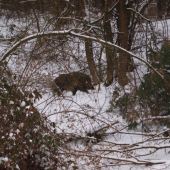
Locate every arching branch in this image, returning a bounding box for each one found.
[1,29,168,86]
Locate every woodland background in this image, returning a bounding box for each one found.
[0,0,170,169]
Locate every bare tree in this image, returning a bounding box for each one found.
[1,0,170,169]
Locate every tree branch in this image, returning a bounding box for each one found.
[1,29,168,87]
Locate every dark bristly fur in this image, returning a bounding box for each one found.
[53,72,94,96]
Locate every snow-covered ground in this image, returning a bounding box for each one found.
[1,11,170,170]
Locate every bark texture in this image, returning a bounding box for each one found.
[85,40,99,85]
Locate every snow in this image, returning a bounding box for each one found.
[0,7,170,170]
[20,101,26,107]
[33,81,170,169]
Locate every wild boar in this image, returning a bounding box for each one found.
[53,72,94,96]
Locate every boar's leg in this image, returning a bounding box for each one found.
[57,91,61,96]
[53,86,62,96]
[56,87,64,96]
[72,88,77,95]
[82,86,89,93]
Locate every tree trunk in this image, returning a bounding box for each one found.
[85,40,99,85]
[116,0,128,87]
[157,0,163,19]
[103,0,114,86]
[75,0,85,17]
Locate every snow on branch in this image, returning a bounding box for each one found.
[127,8,151,22]
[0,29,166,85]
[62,151,165,165]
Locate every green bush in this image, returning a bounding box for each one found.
[108,43,170,130]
